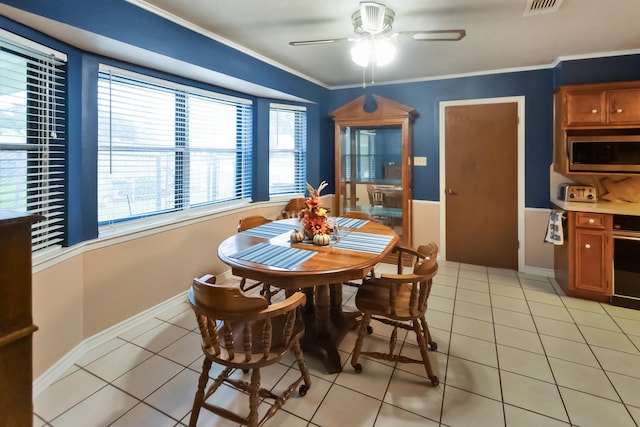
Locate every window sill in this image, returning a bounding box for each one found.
[32,198,291,273]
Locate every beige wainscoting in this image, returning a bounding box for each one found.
[411,200,441,248]
[31,202,285,380]
[32,255,84,379]
[411,200,554,273]
[524,208,555,271]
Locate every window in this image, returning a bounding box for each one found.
[269,104,306,196]
[0,31,67,252]
[97,66,253,225]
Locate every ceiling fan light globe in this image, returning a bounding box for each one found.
[373,38,396,66]
[351,39,371,67]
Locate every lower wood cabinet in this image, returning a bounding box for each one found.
[555,211,613,302]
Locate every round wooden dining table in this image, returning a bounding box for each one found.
[218,217,399,373]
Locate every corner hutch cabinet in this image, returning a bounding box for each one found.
[0,210,41,427]
[554,211,612,302]
[331,95,416,246]
[553,80,640,174]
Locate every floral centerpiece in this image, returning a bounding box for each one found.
[297,181,332,245]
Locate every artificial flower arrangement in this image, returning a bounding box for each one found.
[290,181,332,245]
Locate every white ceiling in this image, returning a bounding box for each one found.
[130,0,640,87]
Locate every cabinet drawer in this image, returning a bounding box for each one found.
[575,212,607,229]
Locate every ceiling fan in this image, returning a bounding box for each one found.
[289,1,466,69]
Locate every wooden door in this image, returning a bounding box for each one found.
[444,103,518,269]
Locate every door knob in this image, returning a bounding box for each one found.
[446,188,456,195]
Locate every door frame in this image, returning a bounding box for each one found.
[439,96,526,271]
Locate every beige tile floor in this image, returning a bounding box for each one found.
[33,261,640,426]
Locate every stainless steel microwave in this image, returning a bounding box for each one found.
[568,135,640,173]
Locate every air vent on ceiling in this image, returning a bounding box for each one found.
[523,0,564,16]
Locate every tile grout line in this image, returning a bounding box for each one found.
[517,270,573,425]
[564,299,640,425]
[438,262,460,425]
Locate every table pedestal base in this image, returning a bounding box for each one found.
[299,284,360,373]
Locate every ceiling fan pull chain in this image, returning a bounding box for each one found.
[371,61,375,85]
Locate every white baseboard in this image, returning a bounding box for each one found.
[33,269,235,397]
[520,266,555,278]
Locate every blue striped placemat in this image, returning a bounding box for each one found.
[336,217,369,229]
[334,231,394,254]
[231,243,316,270]
[239,222,296,239]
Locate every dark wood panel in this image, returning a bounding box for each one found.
[0,210,42,427]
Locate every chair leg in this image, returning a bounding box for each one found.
[292,341,311,393]
[261,283,272,303]
[351,313,371,373]
[420,316,437,351]
[239,277,265,295]
[189,357,212,427]
[247,369,261,427]
[412,319,439,386]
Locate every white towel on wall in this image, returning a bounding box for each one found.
[544,210,565,245]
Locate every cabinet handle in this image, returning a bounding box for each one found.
[585,243,591,249]
[591,109,598,114]
[615,108,623,113]
[588,218,595,224]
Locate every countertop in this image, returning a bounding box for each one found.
[552,198,640,216]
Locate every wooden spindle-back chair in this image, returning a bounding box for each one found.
[350,242,440,386]
[188,274,311,427]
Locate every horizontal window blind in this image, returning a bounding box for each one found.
[269,104,307,196]
[0,31,67,252]
[97,67,252,225]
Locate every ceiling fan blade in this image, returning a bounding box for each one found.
[399,29,466,41]
[289,37,354,46]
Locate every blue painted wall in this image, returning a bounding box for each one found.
[328,69,556,208]
[3,0,640,246]
[328,53,640,208]
[2,1,330,245]
[554,54,640,87]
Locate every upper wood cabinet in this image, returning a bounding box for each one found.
[558,81,640,129]
[553,80,640,174]
[331,95,415,247]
